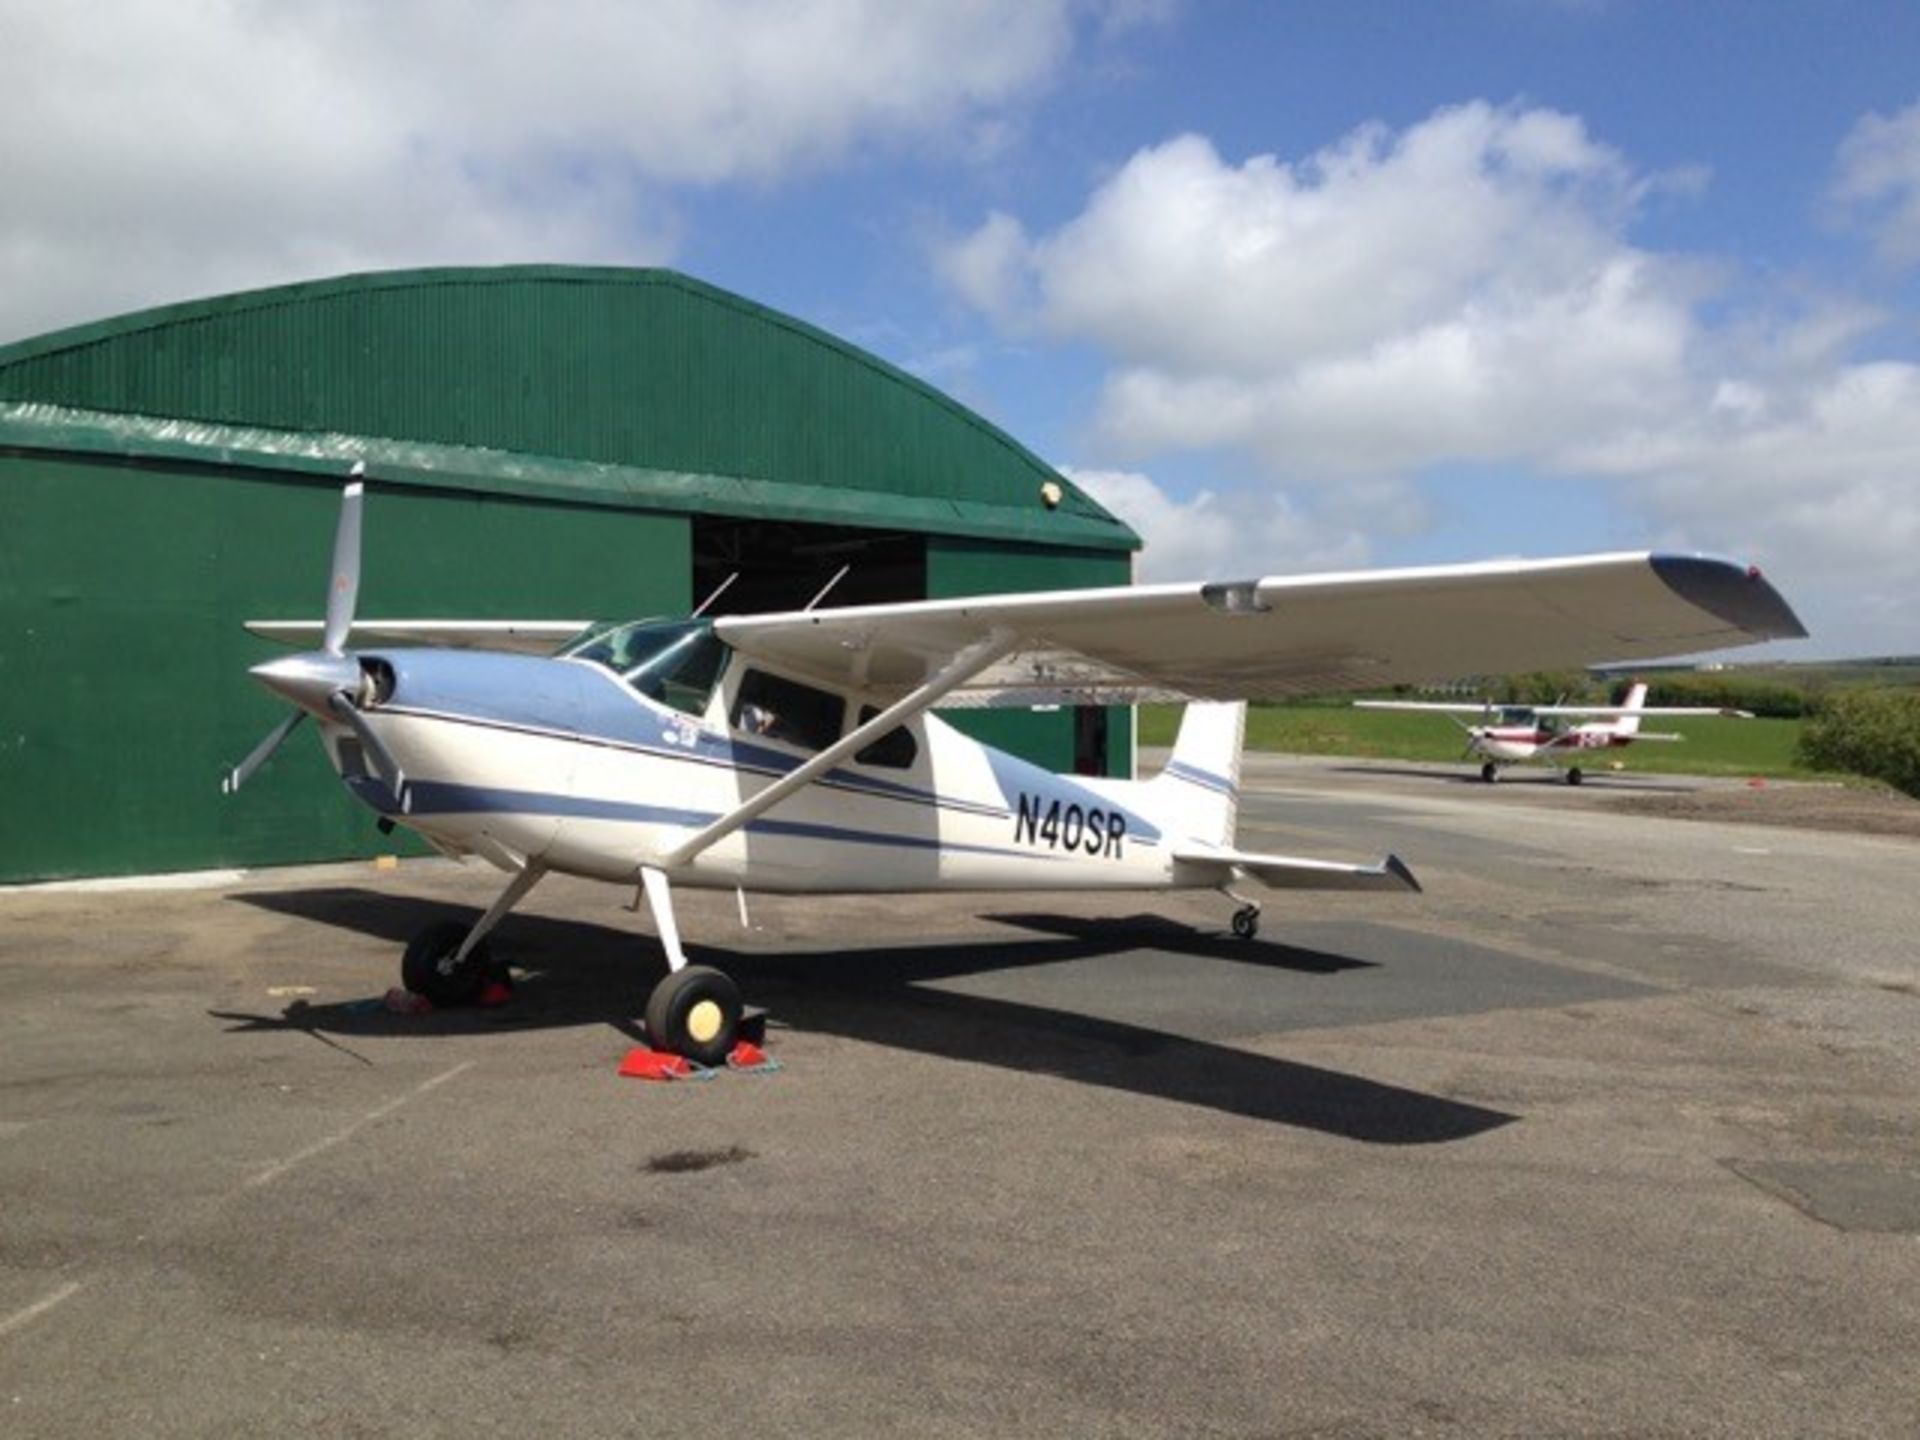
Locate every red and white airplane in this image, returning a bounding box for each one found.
[1354,683,1752,784]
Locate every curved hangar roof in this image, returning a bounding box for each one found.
[0,266,1135,552]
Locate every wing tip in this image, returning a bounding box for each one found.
[1649,554,1808,642]
[1383,853,1422,893]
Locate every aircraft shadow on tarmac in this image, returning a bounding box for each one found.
[218,887,1515,1147]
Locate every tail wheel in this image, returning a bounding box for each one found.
[645,965,743,1066]
[401,920,490,1006]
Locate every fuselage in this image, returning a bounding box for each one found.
[1468,722,1637,763]
[312,640,1185,895]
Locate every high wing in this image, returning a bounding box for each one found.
[1353,700,1498,715]
[247,620,595,655]
[1354,701,1752,718]
[1528,703,1753,718]
[713,553,1804,706]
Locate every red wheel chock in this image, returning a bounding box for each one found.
[617,1040,780,1081]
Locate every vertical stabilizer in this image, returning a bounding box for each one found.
[1614,681,1649,736]
[1151,701,1246,847]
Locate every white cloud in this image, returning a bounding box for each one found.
[943,101,1920,653]
[1063,466,1370,581]
[942,105,1703,472]
[1834,98,1920,268]
[0,0,1105,339]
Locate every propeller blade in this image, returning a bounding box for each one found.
[222,709,307,794]
[327,691,406,804]
[322,465,365,655]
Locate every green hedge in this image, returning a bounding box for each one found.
[1643,674,1816,719]
[1796,689,1920,797]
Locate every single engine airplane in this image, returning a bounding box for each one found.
[225,472,1804,1061]
[1353,683,1753,784]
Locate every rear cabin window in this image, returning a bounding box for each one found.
[855,706,918,770]
[732,670,845,752]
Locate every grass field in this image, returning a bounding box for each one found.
[1137,704,1827,780]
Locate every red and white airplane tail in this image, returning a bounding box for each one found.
[1607,681,1651,737]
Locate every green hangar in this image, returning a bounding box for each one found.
[0,267,1139,883]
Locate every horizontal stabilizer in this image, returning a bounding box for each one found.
[1172,844,1421,894]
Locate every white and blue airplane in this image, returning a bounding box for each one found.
[225,474,1805,1062]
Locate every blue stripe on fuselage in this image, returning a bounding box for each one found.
[400,781,1055,862]
[373,647,1162,841]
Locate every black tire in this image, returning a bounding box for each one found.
[1231,906,1259,941]
[1566,767,1584,786]
[1480,762,1499,784]
[401,920,490,1007]
[645,966,743,1066]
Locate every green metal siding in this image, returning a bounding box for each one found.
[0,455,689,882]
[0,268,1143,882]
[0,268,1133,551]
[927,536,1134,778]
[0,400,1125,549]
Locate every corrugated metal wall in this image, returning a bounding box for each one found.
[927,536,1133,777]
[0,267,1141,882]
[0,456,689,882]
[0,269,1128,543]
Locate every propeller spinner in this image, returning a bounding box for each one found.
[220,465,406,801]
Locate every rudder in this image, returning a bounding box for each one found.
[1151,701,1246,847]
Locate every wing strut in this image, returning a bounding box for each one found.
[656,628,1020,870]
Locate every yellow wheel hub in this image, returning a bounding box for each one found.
[686,998,725,1046]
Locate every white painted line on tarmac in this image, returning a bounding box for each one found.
[0,1281,84,1341]
[1734,847,1773,855]
[6,869,249,895]
[242,1061,476,1190]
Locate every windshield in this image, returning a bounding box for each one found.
[561,618,729,717]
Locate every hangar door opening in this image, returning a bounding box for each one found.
[690,515,1113,777]
[692,517,926,616]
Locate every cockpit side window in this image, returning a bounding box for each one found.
[561,619,729,718]
[732,669,845,752]
[854,706,917,770]
[624,630,727,717]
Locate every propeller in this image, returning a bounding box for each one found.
[221,464,405,802]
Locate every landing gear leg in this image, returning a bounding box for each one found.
[402,862,545,1006]
[637,866,742,1065]
[1221,883,1262,941]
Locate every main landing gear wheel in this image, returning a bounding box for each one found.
[401,920,491,1007]
[1480,761,1499,784]
[645,965,743,1067]
[1565,766,1584,786]
[1231,905,1261,941]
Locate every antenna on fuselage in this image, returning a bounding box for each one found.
[802,563,851,612]
[690,571,739,618]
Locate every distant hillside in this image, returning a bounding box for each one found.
[1596,657,1920,689]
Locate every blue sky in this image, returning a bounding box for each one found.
[5,1,1918,656]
